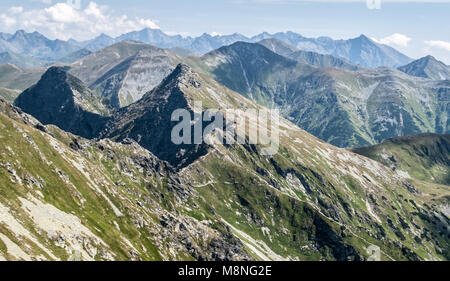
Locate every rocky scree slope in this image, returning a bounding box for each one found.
[69,41,183,108]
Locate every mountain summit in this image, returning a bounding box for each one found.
[398,55,450,80]
[14,67,111,138]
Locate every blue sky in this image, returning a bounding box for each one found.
[0,0,449,63]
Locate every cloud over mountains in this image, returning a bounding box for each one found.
[0,1,160,40]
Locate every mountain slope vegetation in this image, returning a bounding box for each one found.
[353,134,450,185]
[9,64,450,261]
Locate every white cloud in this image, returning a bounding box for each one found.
[0,1,160,40]
[425,40,450,52]
[372,33,411,47]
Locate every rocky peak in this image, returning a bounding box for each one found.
[40,66,71,83]
[145,63,202,99]
[14,67,110,139]
[100,63,209,168]
[398,55,450,80]
[167,63,202,88]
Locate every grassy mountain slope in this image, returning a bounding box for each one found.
[353,134,450,185]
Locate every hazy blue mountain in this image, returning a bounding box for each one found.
[250,32,412,67]
[82,33,116,51]
[258,38,360,71]
[256,38,298,57]
[0,30,80,61]
[0,51,43,67]
[398,55,450,80]
[57,48,93,64]
[0,29,412,68]
[117,28,193,49]
[119,29,411,68]
[190,33,250,53]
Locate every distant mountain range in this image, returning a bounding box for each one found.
[257,38,360,71]
[0,30,80,65]
[0,29,414,68]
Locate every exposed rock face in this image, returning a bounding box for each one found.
[0,98,251,261]
[14,67,111,139]
[101,64,209,168]
[69,41,181,108]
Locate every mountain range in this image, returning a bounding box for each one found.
[258,38,360,71]
[190,41,450,147]
[0,27,449,261]
[1,39,448,148]
[68,41,183,108]
[0,29,414,68]
[3,64,449,260]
